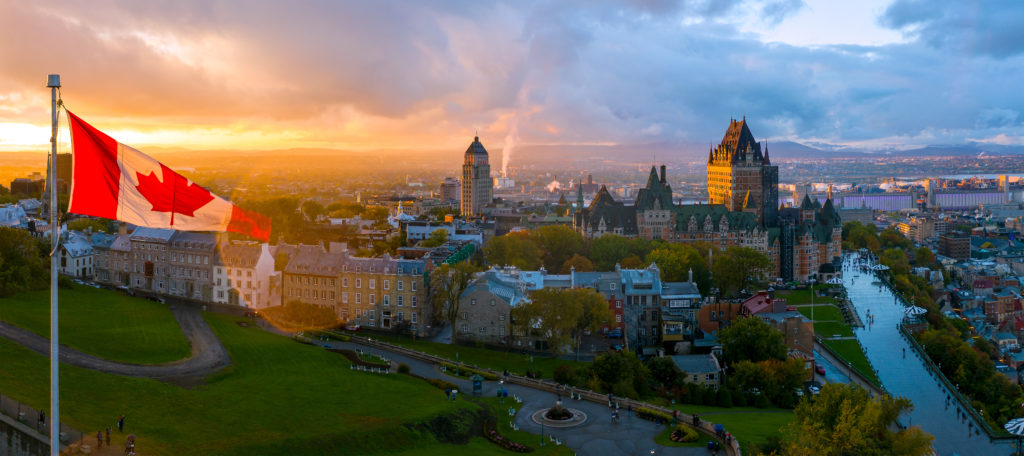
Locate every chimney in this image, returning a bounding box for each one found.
[688,268,693,283]
[118,222,127,236]
[660,165,666,183]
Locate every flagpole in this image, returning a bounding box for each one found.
[47,73,60,456]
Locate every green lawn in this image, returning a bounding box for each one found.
[776,289,836,305]
[795,304,844,322]
[342,331,588,378]
[704,411,793,452]
[0,312,482,455]
[814,321,854,338]
[822,339,880,385]
[0,284,191,364]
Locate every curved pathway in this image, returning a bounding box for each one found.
[324,339,720,456]
[0,305,230,379]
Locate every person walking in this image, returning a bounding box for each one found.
[106,428,111,446]
[117,415,125,432]
[97,431,103,448]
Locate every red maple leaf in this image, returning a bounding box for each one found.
[136,163,215,225]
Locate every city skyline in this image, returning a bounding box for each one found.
[1,1,1023,157]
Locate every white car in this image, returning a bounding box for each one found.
[808,385,821,395]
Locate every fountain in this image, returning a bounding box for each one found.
[531,398,587,428]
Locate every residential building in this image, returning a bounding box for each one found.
[622,263,663,350]
[282,248,344,312]
[166,232,216,302]
[10,177,44,196]
[213,240,276,309]
[457,267,528,346]
[94,229,131,287]
[341,254,429,335]
[57,233,93,279]
[128,227,175,294]
[939,232,971,260]
[660,281,702,342]
[460,136,493,217]
[440,177,459,202]
[671,353,721,389]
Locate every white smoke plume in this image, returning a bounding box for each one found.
[501,117,519,177]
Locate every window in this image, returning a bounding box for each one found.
[499,327,505,337]
[383,295,390,306]
[411,312,417,324]
[499,314,505,321]
[411,296,417,307]
[471,298,477,306]
[490,299,495,306]
[369,309,375,320]
[479,326,485,334]
[692,375,698,382]
[615,314,622,323]
[369,294,375,305]
[369,279,375,290]
[411,281,417,292]
[397,280,404,291]
[330,291,335,300]
[610,282,617,290]
[330,279,335,287]
[342,292,348,303]
[218,290,224,298]
[356,293,361,304]
[461,311,468,320]
[397,295,404,306]
[247,270,252,277]
[461,323,468,332]
[616,301,622,308]
[342,278,348,287]
[383,279,390,290]
[356,278,361,288]
[397,311,403,321]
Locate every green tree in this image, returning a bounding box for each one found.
[587,235,652,270]
[620,254,645,268]
[782,383,933,456]
[67,218,110,233]
[914,246,935,266]
[0,227,48,297]
[421,228,449,248]
[646,356,681,388]
[484,232,542,269]
[300,200,325,222]
[560,253,595,273]
[712,246,772,296]
[646,243,712,294]
[429,262,477,343]
[718,316,786,366]
[512,287,610,355]
[531,225,584,271]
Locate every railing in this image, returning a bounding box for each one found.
[336,331,742,456]
[0,393,82,450]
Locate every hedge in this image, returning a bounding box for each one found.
[670,425,699,443]
[636,407,674,424]
[440,362,500,381]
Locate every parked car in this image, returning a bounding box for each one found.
[814,364,826,376]
[808,385,821,395]
[345,324,361,332]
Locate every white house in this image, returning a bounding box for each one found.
[58,233,94,279]
[213,240,275,309]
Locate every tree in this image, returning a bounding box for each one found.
[560,253,595,273]
[421,229,449,248]
[728,358,807,407]
[646,356,681,388]
[484,232,542,269]
[511,287,611,355]
[717,316,787,366]
[300,200,325,222]
[712,246,772,296]
[67,218,110,233]
[914,246,935,266]
[429,262,477,343]
[620,254,645,268]
[531,225,584,271]
[0,227,48,297]
[572,288,614,356]
[782,383,933,456]
[646,243,712,294]
[587,235,652,271]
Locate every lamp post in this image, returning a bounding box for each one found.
[809,278,816,326]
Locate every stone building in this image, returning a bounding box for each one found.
[213,240,276,309]
[166,232,217,302]
[127,227,175,294]
[340,254,429,336]
[707,117,778,226]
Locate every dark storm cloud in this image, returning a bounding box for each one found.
[882,0,1024,58]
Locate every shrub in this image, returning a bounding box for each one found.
[440,362,500,381]
[397,363,411,374]
[670,425,699,443]
[424,377,458,391]
[636,407,673,424]
[554,364,576,384]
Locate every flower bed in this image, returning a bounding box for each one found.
[670,424,699,443]
[483,420,534,453]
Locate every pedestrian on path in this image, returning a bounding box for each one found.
[106,428,111,446]
[97,431,103,448]
[118,415,125,432]
[37,411,45,431]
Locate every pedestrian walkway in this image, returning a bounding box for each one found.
[843,254,1013,456]
[323,340,720,455]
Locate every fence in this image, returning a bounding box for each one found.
[338,332,742,456]
[0,393,83,449]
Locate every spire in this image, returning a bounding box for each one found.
[577,179,584,207]
[763,138,770,164]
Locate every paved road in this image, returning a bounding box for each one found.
[0,305,230,379]
[843,253,1014,456]
[323,340,718,455]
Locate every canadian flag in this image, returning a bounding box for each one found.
[66,111,271,241]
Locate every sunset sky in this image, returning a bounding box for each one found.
[2,0,1023,155]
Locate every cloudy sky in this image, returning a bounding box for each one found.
[1,0,1022,157]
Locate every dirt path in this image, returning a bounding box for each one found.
[0,305,230,379]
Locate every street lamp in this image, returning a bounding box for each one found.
[809,278,817,325]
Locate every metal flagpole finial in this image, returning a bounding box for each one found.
[47,74,61,88]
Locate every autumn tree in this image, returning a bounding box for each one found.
[300,200,325,222]
[560,253,595,273]
[587,235,652,271]
[712,246,772,296]
[511,287,612,355]
[646,243,712,294]
[531,225,584,271]
[429,261,478,343]
[67,218,111,233]
[421,228,449,248]
[0,227,48,296]
[484,232,542,269]
[782,383,933,456]
[728,357,807,407]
